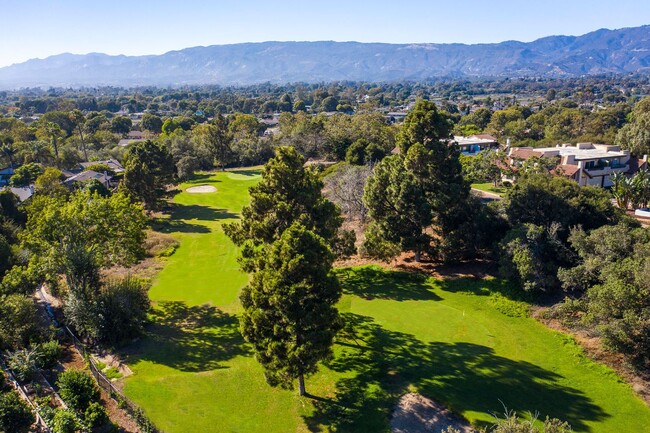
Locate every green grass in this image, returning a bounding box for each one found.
[471,182,508,195]
[120,169,650,433]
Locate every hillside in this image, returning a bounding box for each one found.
[0,25,649,88]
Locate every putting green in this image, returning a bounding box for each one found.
[121,170,650,433]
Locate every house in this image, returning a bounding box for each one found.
[3,185,34,203]
[506,143,635,188]
[78,159,125,174]
[64,170,113,189]
[454,135,500,156]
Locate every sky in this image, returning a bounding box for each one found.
[0,0,648,67]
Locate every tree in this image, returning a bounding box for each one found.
[194,114,233,170]
[0,390,35,433]
[141,113,163,134]
[239,223,341,395]
[502,173,617,234]
[34,167,68,197]
[10,162,43,186]
[498,223,571,292]
[69,110,88,161]
[56,369,100,412]
[0,294,38,349]
[110,115,132,135]
[363,153,431,261]
[323,163,372,222]
[293,99,306,112]
[40,122,65,163]
[225,146,343,271]
[364,99,472,262]
[122,140,176,210]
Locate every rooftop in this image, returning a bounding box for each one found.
[533,143,628,160]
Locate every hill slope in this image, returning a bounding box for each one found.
[1,25,649,88]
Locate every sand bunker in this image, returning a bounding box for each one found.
[186,185,217,193]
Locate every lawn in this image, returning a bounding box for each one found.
[471,182,508,196]
[120,170,650,433]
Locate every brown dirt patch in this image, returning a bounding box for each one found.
[336,252,497,280]
[391,393,475,433]
[102,257,165,282]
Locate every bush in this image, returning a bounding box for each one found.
[93,278,150,346]
[51,408,78,433]
[0,390,35,433]
[36,340,63,369]
[84,401,109,428]
[0,294,38,350]
[56,370,100,412]
[7,347,39,382]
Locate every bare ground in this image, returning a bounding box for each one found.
[391,393,475,433]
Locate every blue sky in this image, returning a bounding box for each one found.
[0,0,647,67]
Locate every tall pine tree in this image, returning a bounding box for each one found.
[364,99,473,262]
[240,223,341,395]
[225,146,344,395]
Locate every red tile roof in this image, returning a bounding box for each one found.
[556,164,580,178]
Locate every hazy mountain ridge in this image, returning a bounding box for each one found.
[1,25,649,88]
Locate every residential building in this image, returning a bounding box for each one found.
[506,142,645,188]
[455,134,500,156]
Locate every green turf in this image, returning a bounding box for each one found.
[471,182,508,195]
[121,170,650,433]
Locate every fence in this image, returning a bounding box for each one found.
[63,325,161,433]
[36,287,161,433]
[0,357,51,433]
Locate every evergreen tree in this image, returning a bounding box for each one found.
[364,99,472,262]
[226,146,345,395]
[224,146,342,271]
[240,223,341,395]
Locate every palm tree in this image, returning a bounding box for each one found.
[0,134,16,168]
[24,140,53,164]
[611,171,633,210]
[44,121,63,164]
[631,170,650,209]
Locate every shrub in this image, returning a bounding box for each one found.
[84,401,109,428]
[51,408,78,433]
[36,340,63,369]
[0,390,35,433]
[0,294,38,350]
[95,277,151,346]
[56,370,100,413]
[7,347,39,382]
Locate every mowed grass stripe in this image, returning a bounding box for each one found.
[121,171,650,433]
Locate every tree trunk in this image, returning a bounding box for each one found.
[414,250,421,262]
[298,374,306,396]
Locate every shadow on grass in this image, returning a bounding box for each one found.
[227,169,261,177]
[304,313,607,433]
[337,266,441,301]
[150,218,211,234]
[185,173,223,183]
[437,277,536,304]
[122,301,249,372]
[169,203,239,222]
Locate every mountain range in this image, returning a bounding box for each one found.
[1,25,650,89]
